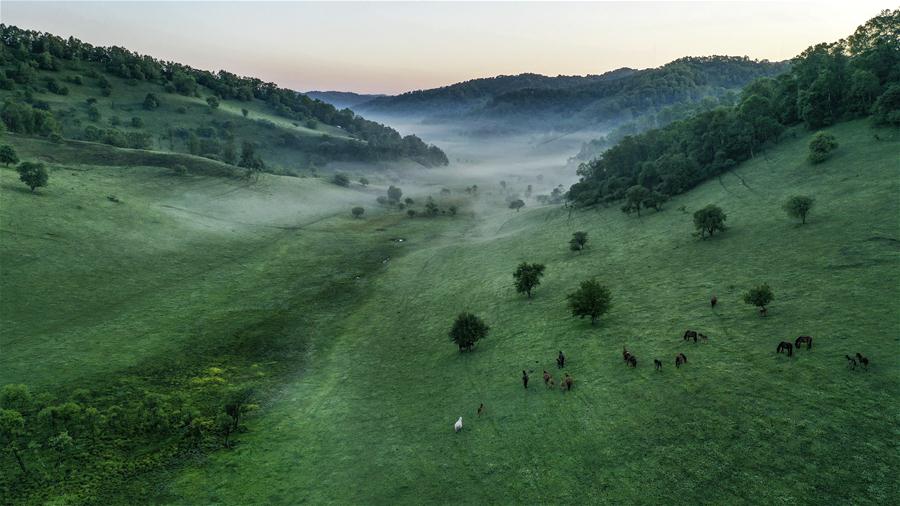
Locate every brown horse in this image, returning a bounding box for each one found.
[675,353,687,368]
[795,336,813,350]
[845,355,857,369]
[654,359,662,370]
[622,346,632,363]
[563,373,574,391]
[683,330,698,341]
[542,370,552,387]
[855,353,869,369]
[776,341,793,357]
[522,370,529,388]
[477,403,485,416]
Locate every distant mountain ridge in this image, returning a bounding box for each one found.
[305,90,385,110]
[355,56,789,134]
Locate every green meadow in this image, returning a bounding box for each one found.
[151,120,895,503]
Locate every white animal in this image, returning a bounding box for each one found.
[454,416,463,433]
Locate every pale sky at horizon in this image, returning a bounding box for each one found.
[0,1,892,95]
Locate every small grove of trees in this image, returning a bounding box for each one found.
[449,312,489,352]
[743,283,774,316]
[808,132,838,163]
[566,279,612,325]
[622,185,669,216]
[17,162,49,192]
[238,141,264,173]
[332,173,350,187]
[693,204,727,238]
[513,262,545,298]
[509,199,525,212]
[351,206,365,218]
[0,145,19,166]
[570,231,588,252]
[783,195,815,224]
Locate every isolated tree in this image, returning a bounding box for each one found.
[404,197,414,205]
[17,162,48,192]
[358,177,369,187]
[406,209,416,218]
[743,283,774,316]
[509,199,525,212]
[566,279,612,325]
[808,132,838,164]
[241,108,249,118]
[569,231,588,252]
[387,185,402,203]
[622,185,649,216]
[351,206,365,218]
[0,409,28,474]
[693,204,727,238]
[513,262,546,298]
[142,93,160,110]
[783,195,815,224]
[332,173,350,187]
[0,145,19,166]
[449,312,489,352]
[206,96,220,109]
[642,191,668,212]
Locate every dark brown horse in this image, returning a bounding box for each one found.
[855,353,869,369]
[542,370,552,387]
[711,295,717,309]
[654,359,662,370]
[622,346,632,362]
[675,353,687,368]
[845,355,857,369]
[563,373,574,391]
[795,336,813,350]
[477,403,485,416]
[557,350,566,369]
[776,341,793,357]
[683,330,698,341]
[627,355,637,368]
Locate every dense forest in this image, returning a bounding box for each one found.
[0,25,448,169]
[357,58,787,134]
[569,9,900,207]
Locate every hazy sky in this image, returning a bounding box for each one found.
[0,1,890,94]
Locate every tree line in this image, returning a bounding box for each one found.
[569,9,899,207]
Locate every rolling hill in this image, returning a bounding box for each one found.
[0,24,448,174]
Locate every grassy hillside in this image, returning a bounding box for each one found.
[162,120,899,504]
[0,24,448,173]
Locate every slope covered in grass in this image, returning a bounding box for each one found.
[167,120,899,504]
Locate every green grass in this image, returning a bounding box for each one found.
[166,120,899,504]
[1,120,898,504]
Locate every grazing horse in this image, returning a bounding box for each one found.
[622,346,632,362]
[477,403,484,416]
[454,417,463,433]
[795,336,813,350]
[845,355,857,369]
[675,353,687,368]
[522,370,529,389]
[563,373,574,391]
[627,355,637,368]
[654,359,662,370]
[855,353,869,369]
[711,295,718,309]
[776,341,793,357]
[683,330,698,341]
[543,370,552,387]
[557,351,566,369]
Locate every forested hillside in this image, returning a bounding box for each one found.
[357,57,787,134]
[0,25,448,172]
[569,8,900,207]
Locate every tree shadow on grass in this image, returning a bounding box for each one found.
[0,182,45,195]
